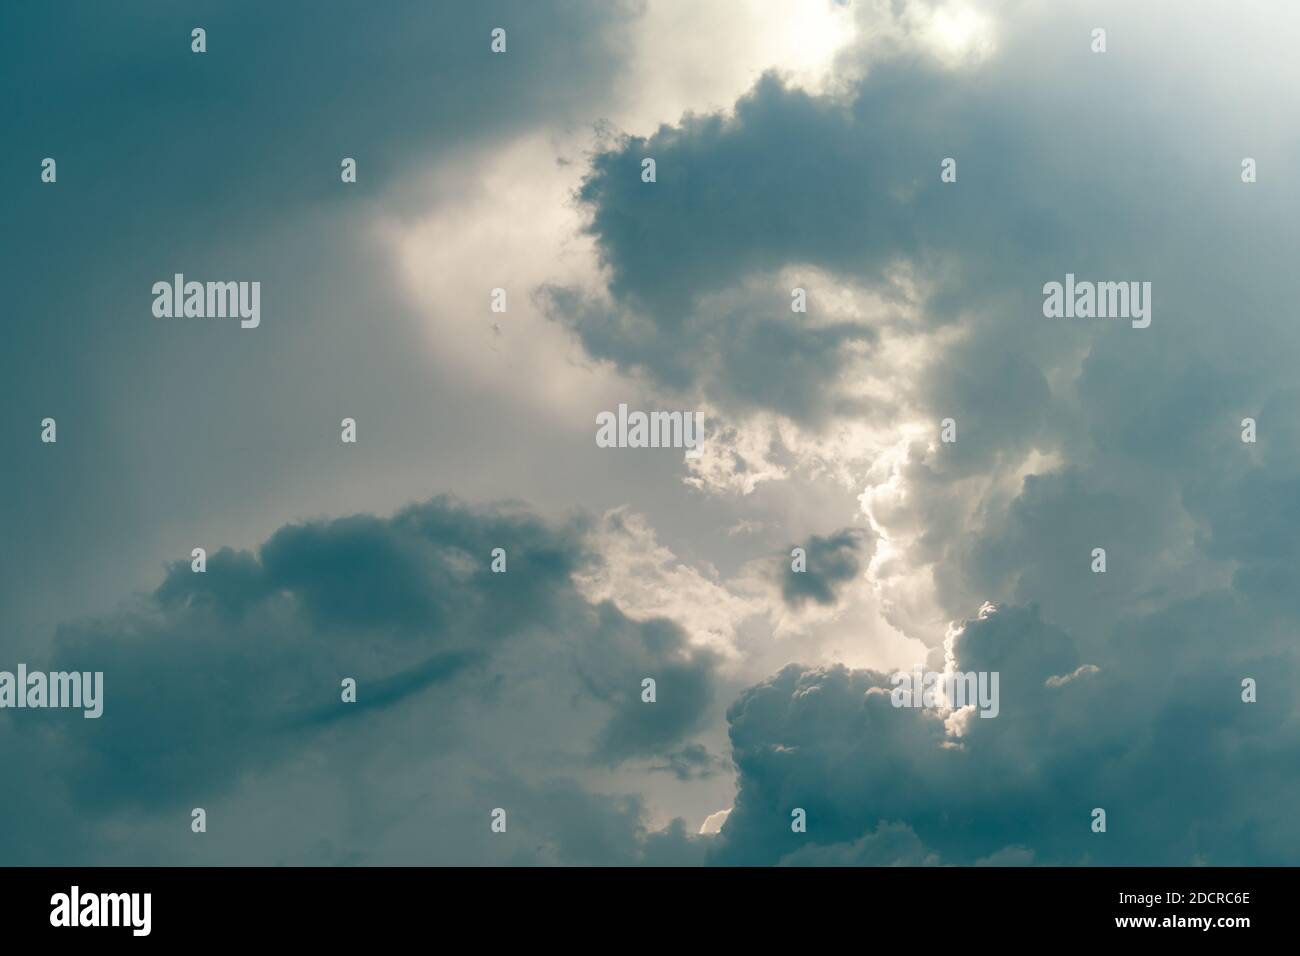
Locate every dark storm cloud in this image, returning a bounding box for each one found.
[575,73,925,317]
[0,496,722,862]
[579,609,720,765]
[549,4,1300,868]
[9,0,1300,869]
[782,526,874,607]
[711,602,1300,866]
[1,0,635,227]
[38,497,583,810]
[549,5,1300,704]
[960,469,1190,640]
[550,59,1092,420]
[540,282,879,422]
[0,0,717,851]
[556,6,1300,499]
[0,0,638,658]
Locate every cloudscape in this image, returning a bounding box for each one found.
[4,0,1299,867]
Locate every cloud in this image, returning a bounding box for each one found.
[482,778,709,866]
[0,496,723,862]
[779,820,939,866]
[574,507,766,652]
[579,607,721,765]
[1045,664,1099,688]
[711,602,1300,865]
[9,0,1300,867]
[782,527,874,607]
[650,743,727,781]
[699,807,732,835]
[0,0,640,659]
[552,0,1300,669]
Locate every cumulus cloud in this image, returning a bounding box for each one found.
[711,603,1300,865]
[9,0,1300,868]
[0,496,721,863]
[551,0,1300,664]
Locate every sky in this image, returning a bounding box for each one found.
[3,0,1299,865]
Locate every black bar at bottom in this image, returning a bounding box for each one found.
[0,866,1279,942]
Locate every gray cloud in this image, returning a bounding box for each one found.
[0,0,638,658]
[8,0,1300,867]
[0,496,721,862]
[712,601,1300,865]
[650,743,727,781]
[779,820,938,866]
[782,527,874,607]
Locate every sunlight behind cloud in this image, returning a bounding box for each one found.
[616,0,857,131]
[912,2,996,65]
